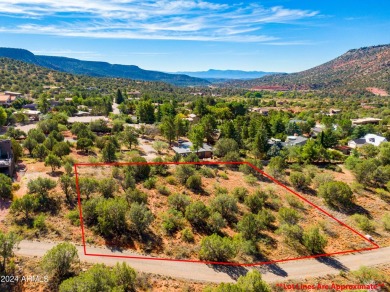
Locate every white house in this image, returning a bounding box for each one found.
[348,134,387,148]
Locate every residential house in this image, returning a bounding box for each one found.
[283,135,308,147]
[351,118,382,126]
[0,139,15,176]
[348,134,387,149]
[328,109,341,116]
[68,116,109,124]
[172,141,213,159]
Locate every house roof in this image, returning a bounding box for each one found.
[284,136,308,146]
[0,94,10,102]
[351,138,366,145]
[172,141,213,155]
[68,116,109,124]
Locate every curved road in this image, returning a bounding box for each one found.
[15,241,390,284]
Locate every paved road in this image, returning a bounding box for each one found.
[15,241,390,284]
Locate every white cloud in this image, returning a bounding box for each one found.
[0,1,320,42]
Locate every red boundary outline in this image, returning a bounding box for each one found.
[74,161,379,267]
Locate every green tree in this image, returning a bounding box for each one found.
[128,156,151,181]
[11,138,23,162]
[41,242,79,279]
[76,138,93,154]
[0,231,20,273]
[45,153,62,173]
[121,126,139,149]
[0,107,7,126]
[23,137,37,155]
[59,175,75,205]
[53,142,71,158]
[77,177,98,200]
[199,234,237,262]
[27,177,56,196]
[102,140,117,162]
[201,114,217,143]
[189,124,205,153]
[32,144,48,161]
[136,100,155,124]
[160,115,176,145]
[37,94,50,114]
[0,173,13,199]
[302,226,327,254]
[115,89,124,104]
[213,138,239,158]
[128,203,154,234]
[11,194,38,221]
[318,181,354,210]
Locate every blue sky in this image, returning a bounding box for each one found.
[0,0,389,72]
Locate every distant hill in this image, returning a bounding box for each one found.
[0,48,210,86]
[230,44,390,94]
[174,69,280,81]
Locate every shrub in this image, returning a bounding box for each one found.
[208,212,226,233]
[128,157,151,181]
[0,173,12,199]
[231,187,248,202]
[352,266,389,283]
[27,177,56,196]
[199,166,215,178]
[318,181,354,210]
[244,174,258,185]
[168,193,191,212]
[157,185,171,196]
[223,151,241,168]
[278,207,300,225]
[175,165,195,184]
[181,228,195,243]
[376,188,390,202]
[244,190,267,213]
[66,210,80,226]
[143,177,156,189]
[33,214,46,231]
[351,214,375,232]
[290,172,310,190]
[257,209,276,229]
[210,194,238,221]
[286,194,304,209]
[161,209,185,235]
[237,213,264,240]
[199,234,237,262]
[126,188,148,205]
[99,178,117,198]
[186,175,202,191]
[128,203,154,234]
[302,226,327,254]
[276,224,303,244]
[218,172,228,180]
[185,201,209,226]
[214,184,228,195]
[382,214,390,231]
[166,176,177,185]
[268,156,286,179]
[312,173,334,189]
[96,198,127,237]
[41,242,79,279]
